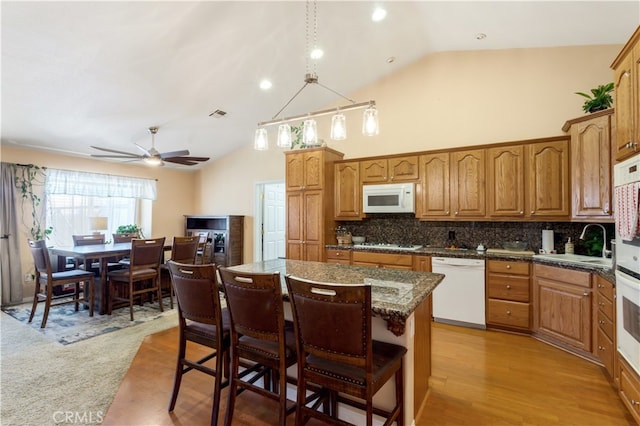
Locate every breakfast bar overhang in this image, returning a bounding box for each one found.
[227,259,444,424]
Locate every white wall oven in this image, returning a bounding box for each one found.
[614,155,640,375]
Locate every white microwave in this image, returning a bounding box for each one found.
[362,183,415,214]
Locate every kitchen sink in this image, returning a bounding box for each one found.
[533,253,613,268]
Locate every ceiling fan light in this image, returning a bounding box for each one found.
[362,105,379,136]
[330,112,347,140]
[303,119,318,146]
[277,124,292,148]
[254,128,269,151]
[144,156,163,166]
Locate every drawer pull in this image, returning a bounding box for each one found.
[599,320,605,325]
[598,284,603,288]
[506,265,511,269]
[506,311,511,315]
[506,285,511,289]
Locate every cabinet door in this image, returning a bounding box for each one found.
[360,159,388,183]
[614,49,638,161]
[416,153,450,218]
[302,190,323,261]
[303,151,324,190]
[571,115,613,219]
[527,140,570,218]
[286,191,303,260]
[286,153,304,191]
[450,149,485,218]
[487,145,525,217]
[334,162,361,220]
[534,277,592,352]
[389,156,419,182]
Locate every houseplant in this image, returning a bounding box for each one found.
[575,82,614,113]
[115,224,144,238]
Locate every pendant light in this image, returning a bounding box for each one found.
[303,119,318,146]
[254,128,269,151]
[277,124,292,148]
[362,104,379,136]
[330,111,346,140]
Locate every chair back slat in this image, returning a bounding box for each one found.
[72,234,105,246]
[218,268,282,342]
[170,236,199,264]
[285,276,371,368]
[167,261,222,325]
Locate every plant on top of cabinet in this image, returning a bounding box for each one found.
[575,82,614,113]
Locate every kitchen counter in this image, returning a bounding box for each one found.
[227,258,444,336]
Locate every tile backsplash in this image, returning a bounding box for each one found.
[338,215,615,255]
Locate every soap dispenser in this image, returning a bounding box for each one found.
[565,237,574,254]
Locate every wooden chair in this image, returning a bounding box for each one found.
[71,233,121,273]
[167,261,231,426]
[112,233,138,243]
[285,276,407,426]
[217,267,297,426]
[107,237,165,321]
[195,231,210,264]
[159,236,199,308]
[27,239,95,328]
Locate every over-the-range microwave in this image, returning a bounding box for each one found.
[362,183,415,214]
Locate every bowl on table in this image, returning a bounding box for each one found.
[352,236,366,244]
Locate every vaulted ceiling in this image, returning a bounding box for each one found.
[2,1,639,168]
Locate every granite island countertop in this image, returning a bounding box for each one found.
[226,258,444,336]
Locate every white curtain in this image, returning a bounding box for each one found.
[46,169,157,200]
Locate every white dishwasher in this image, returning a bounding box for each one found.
[431,257,486,329]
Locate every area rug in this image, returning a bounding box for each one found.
[1,299,176,345]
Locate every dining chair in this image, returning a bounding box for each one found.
[285,275,407,426]
[107,237,165,321]
[112,233,138,243]
[217,267,297,426]
[195,231,210,264]
[166,261,230,426]
[27,239,95,328]
[71,233,122,274]
[159,236,199,309]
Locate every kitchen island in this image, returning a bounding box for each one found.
[226,258,444,425]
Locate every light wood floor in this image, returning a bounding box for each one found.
[103,322,635,425]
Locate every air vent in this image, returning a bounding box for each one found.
[209,109,227,118]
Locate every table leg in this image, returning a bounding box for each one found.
[99,258,109,315]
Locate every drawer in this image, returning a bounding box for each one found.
[487,275,530,302]
[596,292,614,322]
[351,251,413,267]
[596,327,614,378]
[326,249,351,262]
[533,264,591,288]
[487,260,530,276]
[619,356,640,423]
[595,275,614,302]
[597,308,614,340]
[487,299,530,329]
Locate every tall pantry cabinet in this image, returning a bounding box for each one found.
[285,147,344,261]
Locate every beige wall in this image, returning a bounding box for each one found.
[1,145,197,296]
[196,44,622,261]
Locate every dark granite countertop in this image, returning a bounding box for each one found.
[326,244,616,283]
[226,258,445,336]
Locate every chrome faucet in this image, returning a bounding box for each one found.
[579,224,611,259]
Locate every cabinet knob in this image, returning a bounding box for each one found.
[531,210,535,214]
[455,211,459,215]
[597,284,603,288]
[506,285,511,289]
[599,320,605,325]
[506,265,511,269]
[390,176,394,180]
[445,211,450,215]
[599,302,605,307]
[336,252,341,256]
[583,292,589,296]
[632,399,640,406]
[506,311,511,315]
[519,211,524,215]
[598,346,605,351]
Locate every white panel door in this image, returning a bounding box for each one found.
[263,182,286,260]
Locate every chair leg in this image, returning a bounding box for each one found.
[88,278,95,317]
[41,283,53,328]
[74,282,80,311]
[211,346,225,426]
[129,280,135,321]
[278,368,287,426]
[28,281,40,323]
[395,362,404,426]
[168,333,187,412]
[156,276,164,313]
[107,278,113,315]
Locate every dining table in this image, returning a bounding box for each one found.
[49,242,171,314]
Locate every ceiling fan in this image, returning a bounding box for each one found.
[90,127,210,166]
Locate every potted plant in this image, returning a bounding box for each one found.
[115,224,144,238]
[575,82,614,113]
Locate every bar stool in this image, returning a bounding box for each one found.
[217,267,297,426]
[285,275,407,426]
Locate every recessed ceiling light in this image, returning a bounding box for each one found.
[259,79,272,90]
[310,48,324,59]
[476,33,487,40]
[372,7,387,22]
[386,56,396,63]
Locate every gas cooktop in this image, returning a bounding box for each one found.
[353,243,423,251]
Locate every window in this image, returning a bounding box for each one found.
[45,169,156,246]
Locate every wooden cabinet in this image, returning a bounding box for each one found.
[334,161,361,220]
[360,155,419,184]
[413,255,431,272]
[618,354,640,424]
[184,215,243,267]
[286,147,344,262]
[325,248,351,265]
[563,110,615,221]
[533,264,592,353]
[486,260,531,331]
[450,149,485,218]
[487,145,525,218]
[594,275,616,380]
[611,26,640,161]
[416,153,450,219]
[527,139,570,219]
[351,251,413,270]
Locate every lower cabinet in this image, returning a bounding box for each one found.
[325,248,351,265]
[618,354,640,424]
[594,275,616,380]
[351,251,413,270]
[486,260,531,332]
[533,264,593,355]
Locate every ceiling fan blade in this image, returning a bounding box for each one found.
[134,143,152,157]
[91,154,143,159]
[164,156,210,163]
[91,146,141,157]
[160,149,190,159]
[163,158,199,166]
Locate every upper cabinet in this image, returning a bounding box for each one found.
[611,26,640,161]
[334,161,361,220]
[487,145,525,218]
[286,150,325,191]
[450,149,486,218]
[563,110,615,221]
[416,153,450,218]
[527,139,570,218]
[360,155,419,184]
